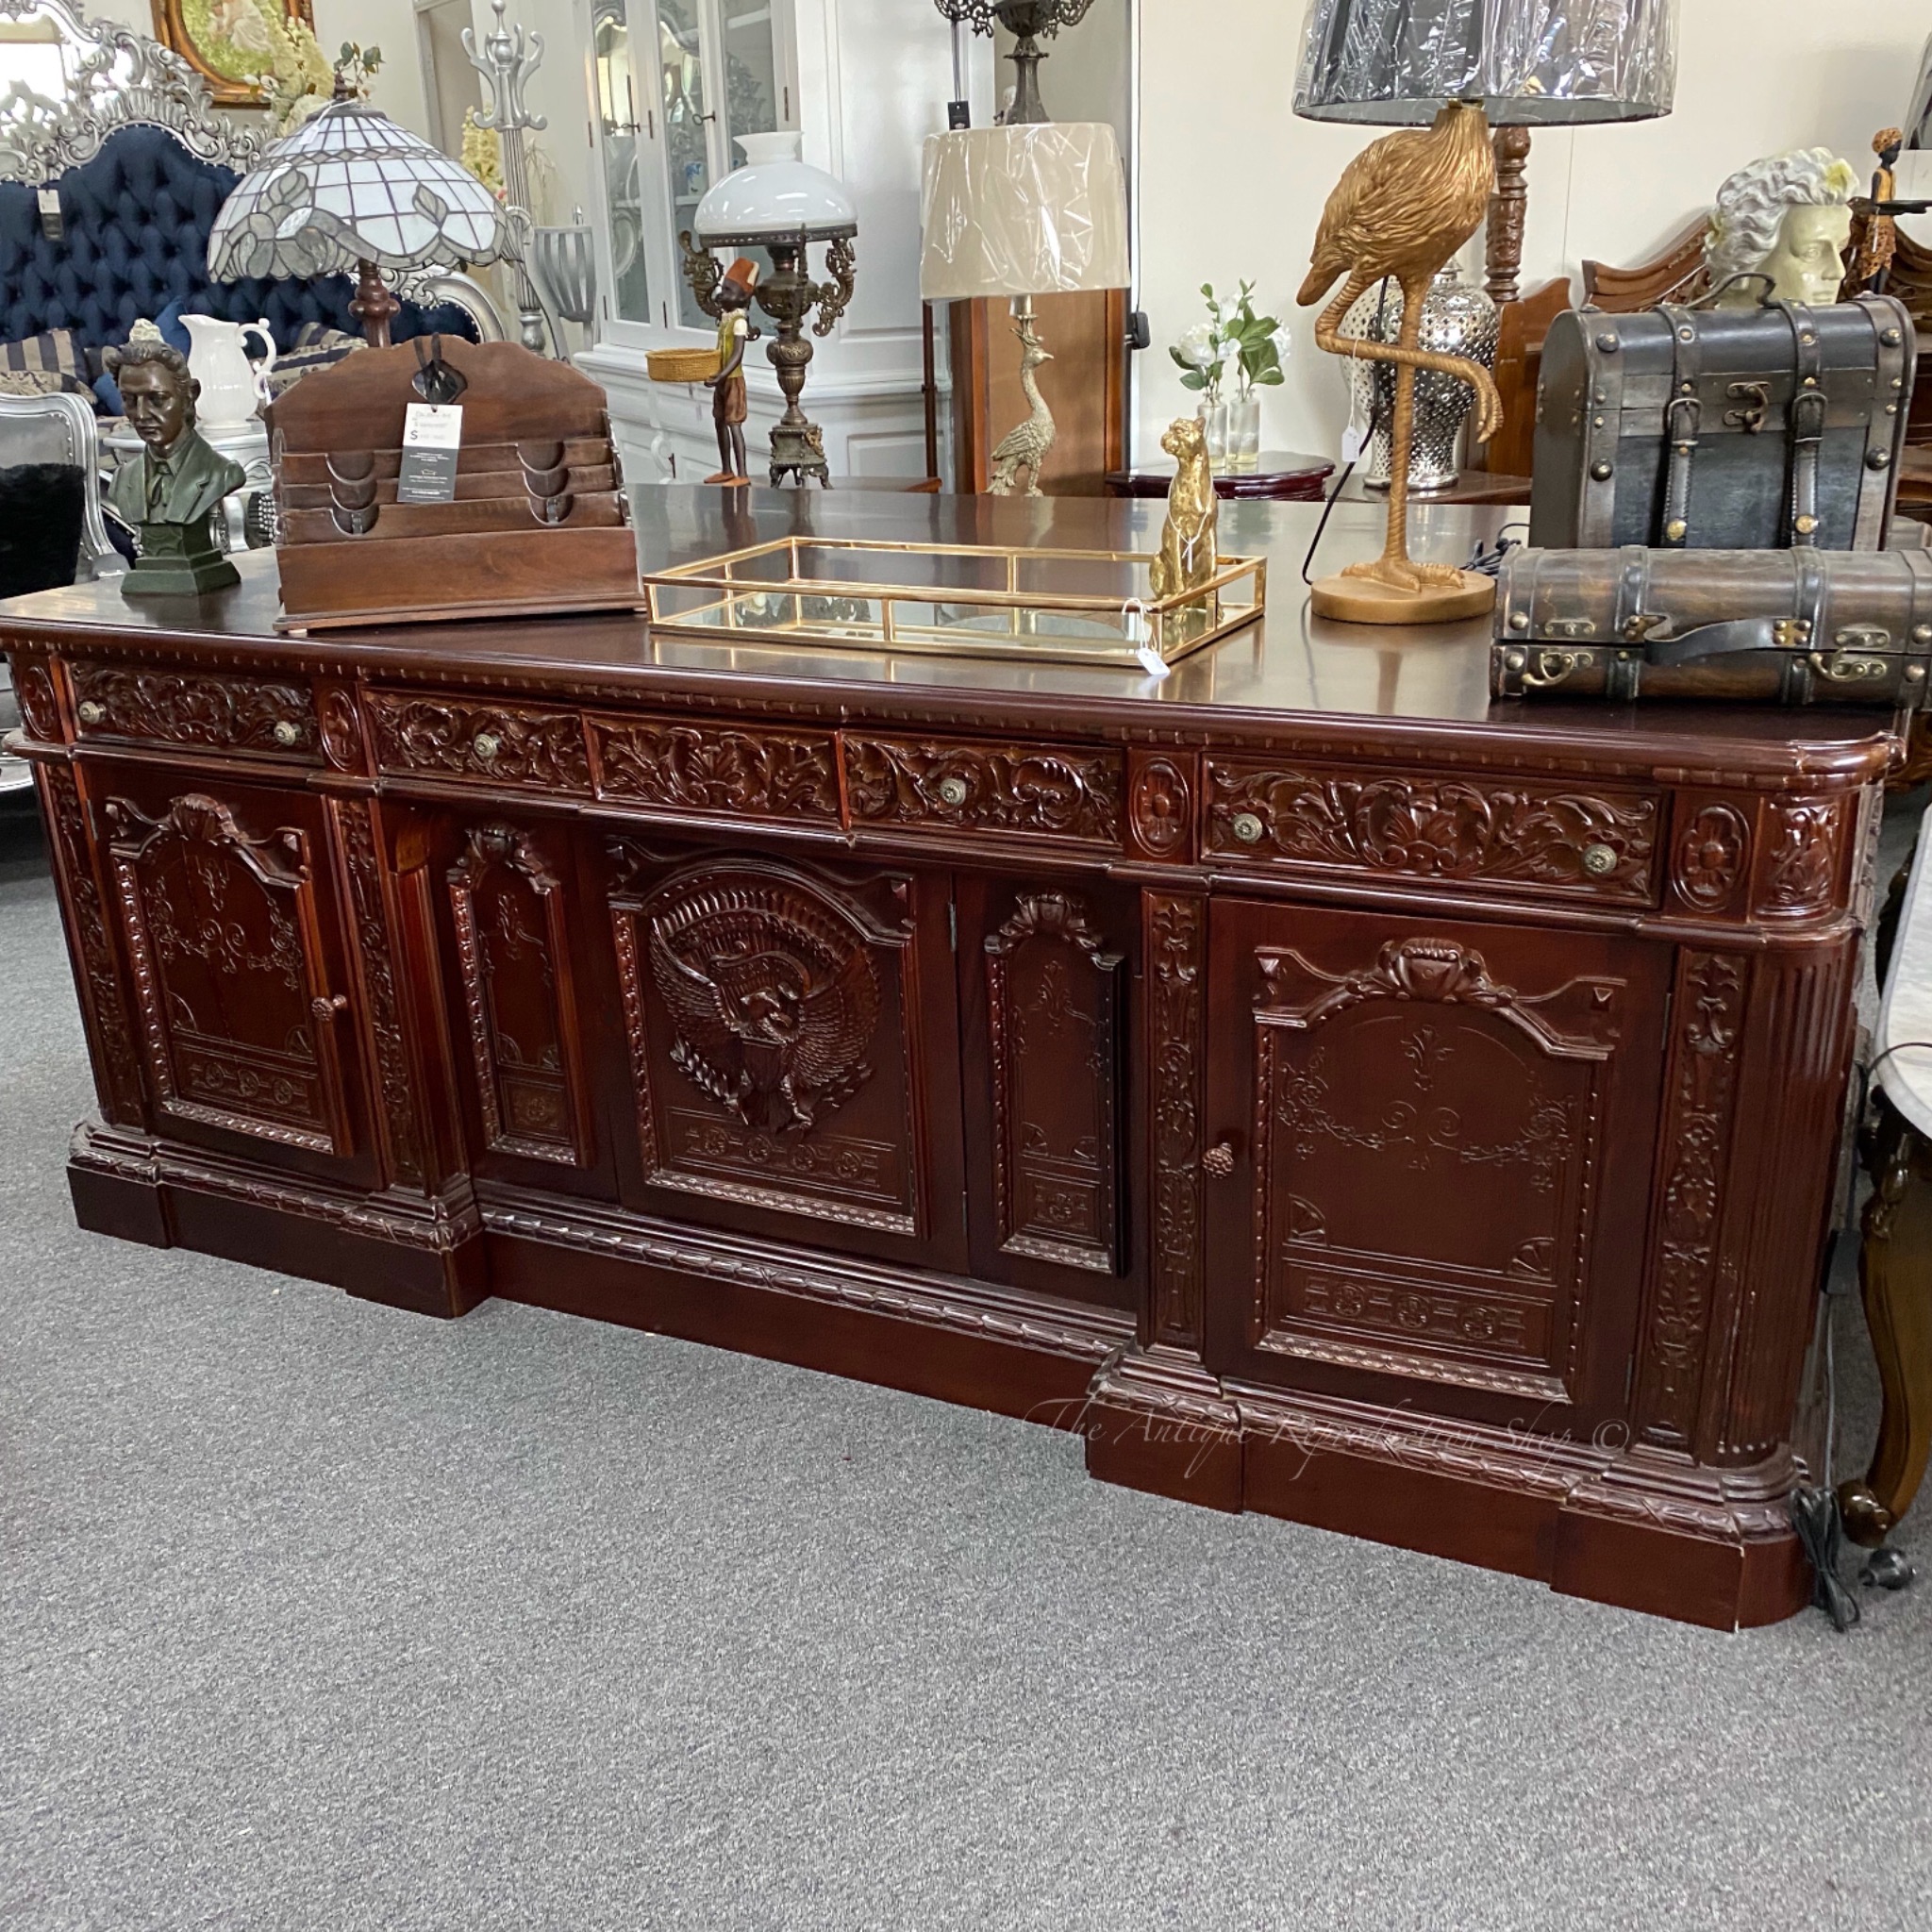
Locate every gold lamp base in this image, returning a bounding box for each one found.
[1310,568,1495,626]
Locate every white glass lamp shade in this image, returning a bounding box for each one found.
[207,98,511,280]
[692,131,857,242]
[1294,0,1678,127]
[919,123,1130,302]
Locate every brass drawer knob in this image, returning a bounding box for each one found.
[272,719,302,747]
[1232,811,1265,845]
[76,700,106,726]
[1582,842,1619,877]
[1202,1140,1236,1179]
[473,731,503,762]
[937,774,969,808]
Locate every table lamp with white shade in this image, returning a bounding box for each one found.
[920,122,1130,495]
[681,132,858,489]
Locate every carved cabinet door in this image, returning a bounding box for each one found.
[415,813,614,1197]
[89,764,378,1184]
[1204,899,1671,1433]
[583,837,969,1271]
[955,874,1139,1313]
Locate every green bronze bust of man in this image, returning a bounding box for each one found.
[105,322,248,598]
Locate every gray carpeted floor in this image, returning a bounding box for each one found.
[2,802,1928,1932]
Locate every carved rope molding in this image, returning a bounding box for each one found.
[844,736,1124,846]
[1148,894,1206,1348]
[1637,951,1749,1451]
[1207,763,1658,901]
[984,891,1124,1274]
[68,664,318,760]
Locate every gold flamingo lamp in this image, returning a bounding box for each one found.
[1293,0,1679,625]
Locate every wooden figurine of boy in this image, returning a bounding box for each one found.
[705,258,760,485]
[104,321,247,598]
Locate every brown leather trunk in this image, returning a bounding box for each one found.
[1492,544,1932,706]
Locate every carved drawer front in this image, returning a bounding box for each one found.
[985,892,1124,1273]
[843,734,1124,848]
[447,824,594,1167]
[590,715,841,824]
[70,663,320,763]
[608,849,928,1238]
[1204,759,1660,906]
[369,692,591,793]
[104,790,355,1157]
[1205,899,1670,1423]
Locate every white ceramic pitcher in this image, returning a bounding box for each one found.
[179,314,277,427]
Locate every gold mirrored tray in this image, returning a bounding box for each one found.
[639,536,1267,671]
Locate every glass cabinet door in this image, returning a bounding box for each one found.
[591,0,651,324]
[584,0,796,339]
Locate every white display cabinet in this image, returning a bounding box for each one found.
[575,0,974,486]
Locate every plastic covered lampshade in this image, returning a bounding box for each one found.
[693,132,856,242]
[208,98,510,281]
[919,123,1130,301]
[1295,0,1678,126]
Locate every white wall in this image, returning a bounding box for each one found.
[1134,0,1932,466]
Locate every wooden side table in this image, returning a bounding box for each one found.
[1104,449,1335,502]
[1846,810,1932,1555]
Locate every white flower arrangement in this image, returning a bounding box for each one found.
[1170,282,1290,404]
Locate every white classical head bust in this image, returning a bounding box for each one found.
[1706,148,1861,308]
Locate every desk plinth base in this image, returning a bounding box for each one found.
[1310,568,1495,625]
[1083,1353,1811,1632]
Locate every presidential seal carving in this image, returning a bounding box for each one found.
[647,875,882,1137]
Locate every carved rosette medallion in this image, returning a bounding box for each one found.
[984,892,1123,1273]
[333,799,423,1185]
[317,687,365,774]
[648,874,881,1138]
[1206,762,1657,901]
[592,719,841,821]
[844,737,1123,846]
[12,657,60,741]
[69,664,317,758]
[1638,951,1749,1450]
[1128,757,1192,861]
[1757,798,1842,920]
[1672,803,1751,912]
[1148,894,1206,1347]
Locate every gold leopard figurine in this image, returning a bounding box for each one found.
[1150,416,1220,603]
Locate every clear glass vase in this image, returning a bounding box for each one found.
[1226,395,1261,473]
[1197,397,1229,468]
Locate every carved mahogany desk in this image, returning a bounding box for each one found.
[0,490,1895,1629]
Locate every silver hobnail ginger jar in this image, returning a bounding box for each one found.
[1341,264,1500,495]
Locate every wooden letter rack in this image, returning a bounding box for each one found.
[269,339,638,630]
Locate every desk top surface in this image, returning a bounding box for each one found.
[0,487,1900,778]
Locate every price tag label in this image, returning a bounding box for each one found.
[397,402,463,504]
[36,186,61,237]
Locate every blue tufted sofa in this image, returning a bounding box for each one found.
[0,123,479,382]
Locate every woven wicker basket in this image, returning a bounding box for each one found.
[646,346,723,383]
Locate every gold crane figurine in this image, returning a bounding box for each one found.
[1298,100,1504,625]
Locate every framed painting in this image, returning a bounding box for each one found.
[150,0,314,110]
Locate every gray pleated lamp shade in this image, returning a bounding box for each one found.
[1295,0,1678,126]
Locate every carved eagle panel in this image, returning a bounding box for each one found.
[646,877,882,1137]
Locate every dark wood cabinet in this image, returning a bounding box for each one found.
[1203,898,1670,1433]
[2,490,1897,1628]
